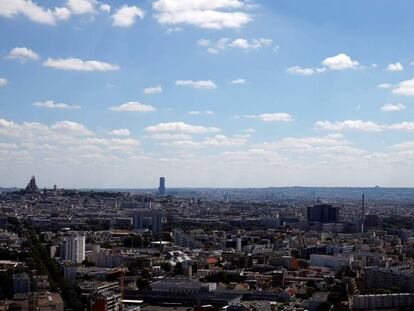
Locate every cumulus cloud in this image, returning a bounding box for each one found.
[51,120,94,136]
[322,53,360,70]
[230,78,246,85]
[0,0,71,25]
[176,80,217,89]
[315,119,414,133]
[387,122,414,132]
[315,120,383,132]
[110,128,130,136]
[33,100,81,110]
[144,85,162,95]
[0,117,142,167]
[99,3,110,13]
[0,78,8,86]
[43,57,120,71]
[244,113,293,122]
[146,133,193,141]
[108,101,155,112]
[66,0,95,15]
[145,122,220,134]
[230,38,272,49]
[381,103,405,112]
[6,47,39,61]
[392,78,414,97]
[386,62,404,72]
[112,5,144,27]
[53,7,71,20]
[254,134,355,153]
[203,134,246,147]
[153,0,252,29]
[198,37,272,53]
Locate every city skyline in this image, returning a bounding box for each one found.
[2,0,414,188]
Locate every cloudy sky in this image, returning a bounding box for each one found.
[1,0,414,188]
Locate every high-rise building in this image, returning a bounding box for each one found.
[159,177,166,196]
[133,210,163,235]
[61,232,85,264]
[307,203,339,222]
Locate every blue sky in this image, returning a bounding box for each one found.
[1,0,414,188]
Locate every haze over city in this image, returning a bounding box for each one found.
[2,1,414,188]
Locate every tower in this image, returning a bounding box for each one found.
[158,177,166,196]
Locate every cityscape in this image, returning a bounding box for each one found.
[1,176,414,310]
[2,0,414,310]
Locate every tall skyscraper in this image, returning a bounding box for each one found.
[307,203,339,222]
[159,177,166,196]
[61,232,85,264]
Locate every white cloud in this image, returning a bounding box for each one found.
[153,0,252,29]
[144,85,162,95]
[176,80,217,89]
[33,100,81,110]
[230,78,246,84]
[390,141,414,151]
[315,119,414,133]
[387,122,414,132]
[145,122,220,134]
[204,134,246,147]
[197,39,211,46]
[244,113,293,122]
[110,129,130,136]
[166,26,183,33]
[322,53,360,70]
[43,57,120,71]
[230,38,272,49]
[286,66,315,76]
[67,0,95,15]
[198,37,273,53]
[0,78,8,86]
[0,0,71,25]
[378,83,392,89]
[51,120,94,136]
[392,78,414,97]
[53,7,71,20]
[386,62,404,72]
[315,120,383,132]
[254,134,353,153]
[6,47,39,61]
[108,102,155,112]
[0,117,144,167]
[99,3,110,13]
[112,5,144,27]
[146,133,193,141]
[188,110,214,116]
[381,103,405,112]
[188,111,201,115]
